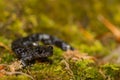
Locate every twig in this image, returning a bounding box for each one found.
[99,69,106,79]
[0,62,34,80]
[98,15,120,42]
[1,70,35,80]
[0,64,8,66]
[61,60,74,76]
[0,42,13,54]
[77,23,95,41]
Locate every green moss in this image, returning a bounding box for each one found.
[79,40,109,57]
[102,63,120,79]
[1,52,15,63]
[68,60,103,80]
[1,75,30,80]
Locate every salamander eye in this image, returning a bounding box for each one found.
[48,46,53,50]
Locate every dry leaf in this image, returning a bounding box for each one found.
[8,61,22,72]
[63,50,95,61]
[0,65,5,70]
[0,65,6,77]
[0,72,4,77]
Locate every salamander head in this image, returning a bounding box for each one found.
[19,45,53,67]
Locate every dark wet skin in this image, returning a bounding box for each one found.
[11,33,74,67]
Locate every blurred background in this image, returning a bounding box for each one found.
[1,0,120,79]
[1,0,120,63]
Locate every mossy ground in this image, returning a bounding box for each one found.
[1,42,120,80]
